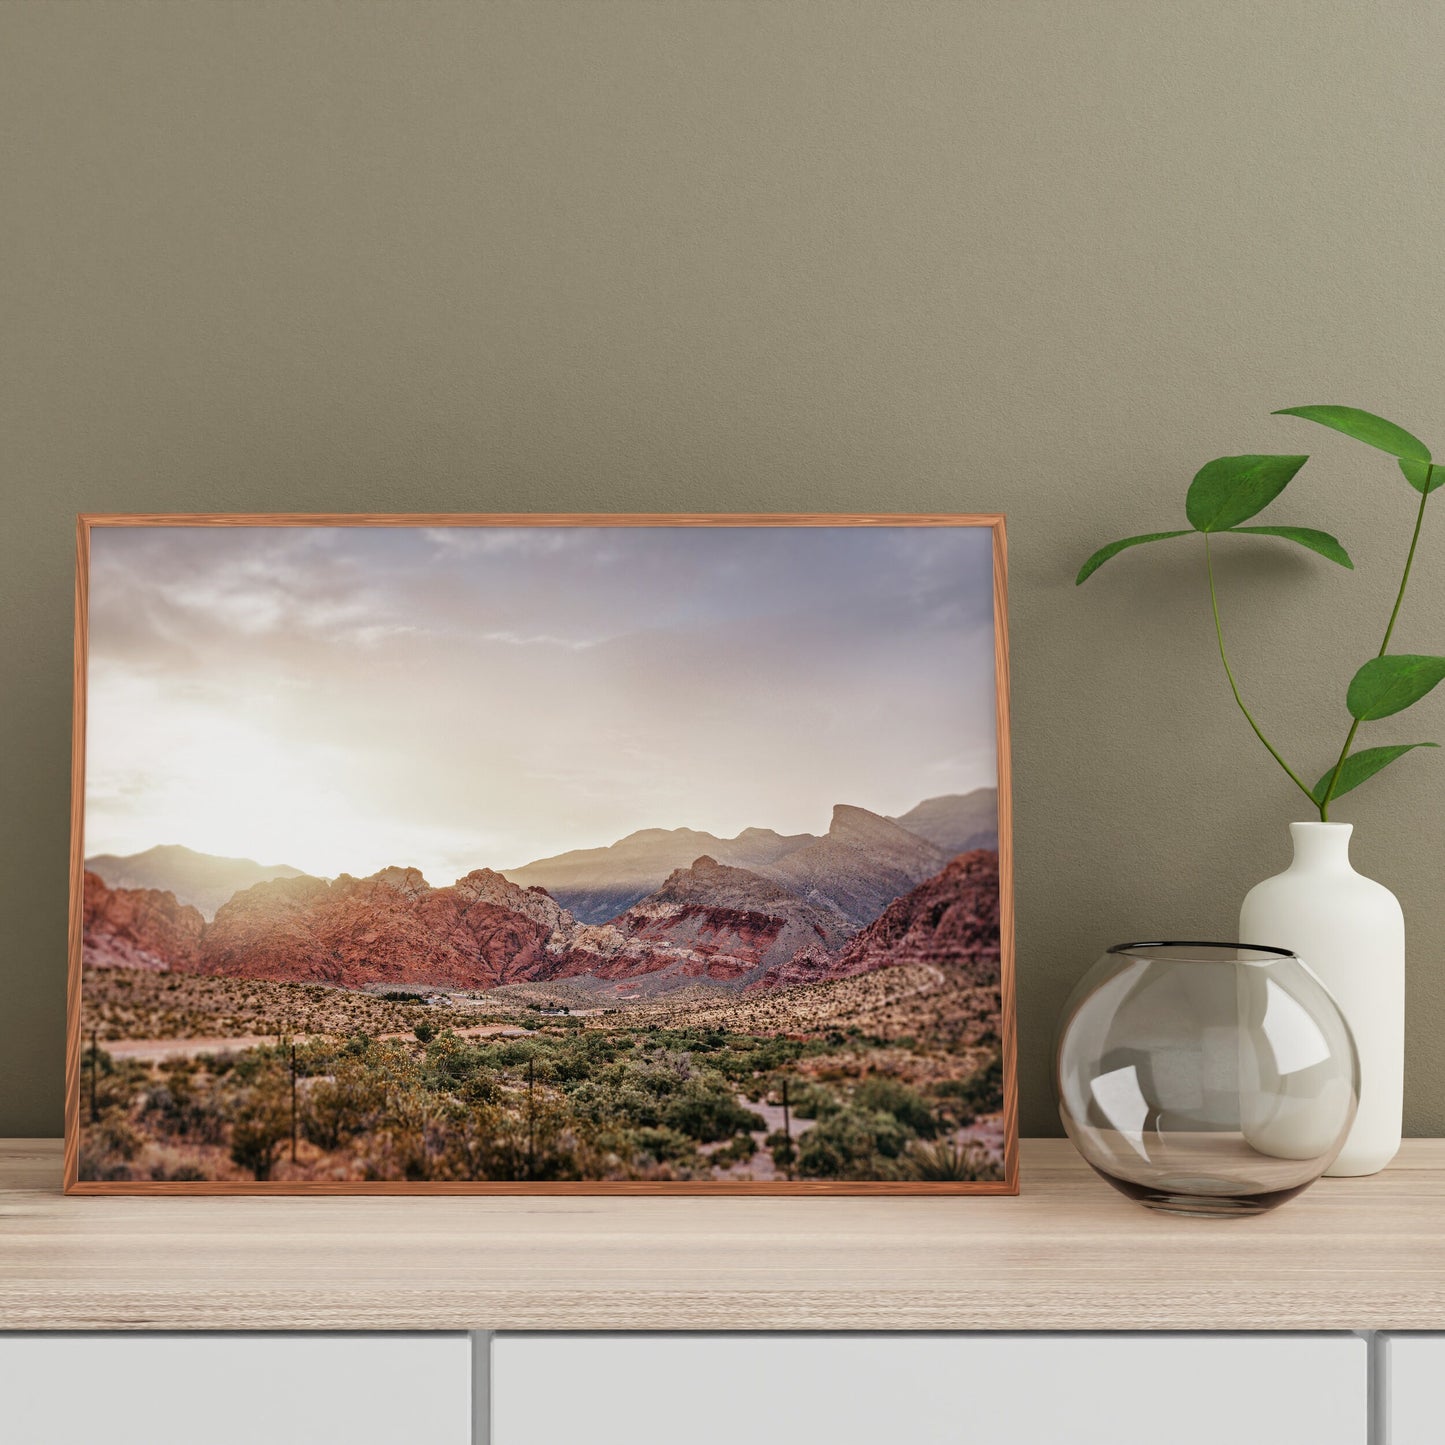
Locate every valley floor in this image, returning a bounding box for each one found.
[78,959,1004,1186]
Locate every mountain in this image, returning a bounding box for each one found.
[187,862,817,994]
[611,855,849,981]
[761,805,948,929]
[84,844,309,920]
[192,866,637,990]
[503,825,816,924]
[829,848,1001,986]
[83,871,206,971]
[504,795,974,928]
[80,847,997,1001]
[890,789,998,855]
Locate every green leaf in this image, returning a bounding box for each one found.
[1184,455,1309,532]
[1226,525,1353,568]
[1345,654,1445,721]
[1399,458,1445,495]
[1311,742,1439,804]
[1075,530,1191,584]
[1273,405,1431,463]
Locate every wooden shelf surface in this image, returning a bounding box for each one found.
[2,1138,1443,1331]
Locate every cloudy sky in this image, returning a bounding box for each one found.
[84,523,998,884]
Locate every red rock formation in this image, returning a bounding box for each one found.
[822,849,1001,987]
[737,850,1000,993]
[82,871,206,971]
[192,866,626,990]
[610,856,847,982]
[79,850,999,1001]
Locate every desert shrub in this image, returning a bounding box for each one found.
[772,1077,839,1120]
[713,1035,805,1080]
[140,1076,225,1145]
[149,1159,209,1182]
[93,1112,143,1162]
[458,1069,500,1106]
[488,1038,545,1069]
[711,1133,757,1166]
[766,1128,797,1174]
[796,1107,911,1181]
[852,1077,938,1137]
[460,1089,583,1182]
[935,1053,1004,1124]
[292,1037,340,1076]
[413,1020,437,1044]
[229,1113,286,1180]
[548,1032,618,1083]
[78,1143,135,1182]
[227,1061,292,1180]
[906,1139,1003,1183]
[417,1033,501,1105]
[303,1078,370,1150]
[628,1126,699,1166]
[565,1077,661,1131]
[422,1031,476,1082]
[662,1078,765,1142]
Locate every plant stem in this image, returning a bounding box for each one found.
[1204,534,1318,807]
[1317,463,1434,818]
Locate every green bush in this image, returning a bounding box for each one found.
[662,1078,765,1142]
[852,1077,938,1137]
[935,1054,1004,1124]
[229,1076,291,1181]
[796,1107,911,1181]
[766,1128,797,1174]
[773,1077,839,1120]
[630,1126,699,1166]
[711,1133,758,1167]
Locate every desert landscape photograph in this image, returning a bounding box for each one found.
[73,518,1011,1190]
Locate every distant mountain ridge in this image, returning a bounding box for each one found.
[84,844,309,920]
[761,804,947,929]
[502,825,816,924]
[890,790,998,855]
[504,790,996,926]
[84,792,995,928]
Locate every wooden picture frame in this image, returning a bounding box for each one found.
[67,514,1017,1194]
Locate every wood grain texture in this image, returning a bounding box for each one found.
[65,513,1018,1196]
[7,1137,1445,1332]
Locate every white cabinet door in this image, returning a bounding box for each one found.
[1383,1334,1445,1444]
[492,1333,1365,1445]
[0,1333,472,1445]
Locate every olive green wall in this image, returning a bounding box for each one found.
[3,1,1443,1140]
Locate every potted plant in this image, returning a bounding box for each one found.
[1077,406,1442,1175]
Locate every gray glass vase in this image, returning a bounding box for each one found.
[1055,942,1359,1216]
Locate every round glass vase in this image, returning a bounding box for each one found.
[1055,942,1359,1217]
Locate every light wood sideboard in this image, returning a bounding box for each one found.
[4,1138,1444,1444]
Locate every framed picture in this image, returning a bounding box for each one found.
[67,514,1017,1194]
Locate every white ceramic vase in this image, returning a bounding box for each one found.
[1239,822,1404,1176]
